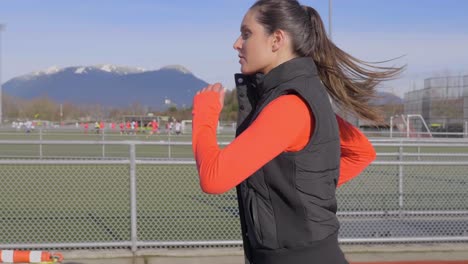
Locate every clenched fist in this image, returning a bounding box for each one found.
[196,82,226,108]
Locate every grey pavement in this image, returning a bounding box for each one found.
[60,244,468,264]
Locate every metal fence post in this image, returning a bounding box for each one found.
[168,134,172,159]
[102,129,105,158]
[464,121,467,137]
[398,144,404,214]
[417,146,421,161]
[39,128,43,159]
[129,143,138,252]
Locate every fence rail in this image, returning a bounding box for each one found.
[0,139,467,251]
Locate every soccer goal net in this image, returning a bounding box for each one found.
[181,120,193,134]
[391,114,432,138]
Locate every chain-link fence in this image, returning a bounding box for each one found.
[0,139,467,251]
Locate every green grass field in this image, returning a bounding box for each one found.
[1,130,467,246]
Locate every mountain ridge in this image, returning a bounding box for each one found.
[4,64,204,109]
[4,64,403,108]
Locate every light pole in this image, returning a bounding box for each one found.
[60,103,63,125]
[328,0,332,40]
[390,115,394,138]
[0,24,5,125]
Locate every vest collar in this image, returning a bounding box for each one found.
[234,56,319,107]
[258,57,317,97]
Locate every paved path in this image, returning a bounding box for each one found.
[59,244,468,264]
[354,262,468,264]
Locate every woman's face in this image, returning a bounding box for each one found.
[233,9,276,75]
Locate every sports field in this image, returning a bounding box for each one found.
[1,129,467,248]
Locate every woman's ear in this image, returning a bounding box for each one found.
[272,29,287,52]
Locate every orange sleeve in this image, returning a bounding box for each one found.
[336,115,376,187]
[192,92,375,194]
[192,92,309,194]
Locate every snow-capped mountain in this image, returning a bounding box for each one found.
[18,64,148,81]
[74,65,147,75]
[160,65,192,74]
[18,66,63,80]
[4,64,207,109]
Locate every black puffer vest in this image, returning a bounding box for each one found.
[234,57,342,264]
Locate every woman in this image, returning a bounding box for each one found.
[192,0,403,263]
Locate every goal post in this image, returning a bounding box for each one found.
[181,119,222,134]
[181,120,193,134]
[390,114,432,138]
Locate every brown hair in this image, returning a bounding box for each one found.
[251,0,404,123]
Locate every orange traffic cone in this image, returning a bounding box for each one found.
[0,250,63,263]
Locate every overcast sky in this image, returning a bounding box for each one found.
[1,0,467,96]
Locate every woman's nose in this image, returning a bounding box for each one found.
[233,36,242,51]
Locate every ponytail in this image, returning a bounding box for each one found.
[252,0,405,124]
[302,6,404,123]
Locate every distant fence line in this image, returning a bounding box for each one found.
[1,124,468,138]
[0,138,467,252]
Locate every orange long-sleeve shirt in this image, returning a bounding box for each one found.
[192,91,376,194]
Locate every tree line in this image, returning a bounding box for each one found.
[11,90,450,125]
[3,90,241,123]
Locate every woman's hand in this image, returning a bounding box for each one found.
[196,82,226,108]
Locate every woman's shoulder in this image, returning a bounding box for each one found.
[268,94,307,110]
[260,94,309,120]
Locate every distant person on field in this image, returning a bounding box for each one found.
[152,119,159,134]
[83,123,89,134]
[175,120,182,135]
[25,120,32,133]
[119,122,125,135]
[94,121,100,134]
[130,121,135,135]
[147,119,159,138]
[126,121,131,134]
[169,121,174,134]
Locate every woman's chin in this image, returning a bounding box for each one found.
[240,67,255,75]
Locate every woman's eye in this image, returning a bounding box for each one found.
[242,32,250,39]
